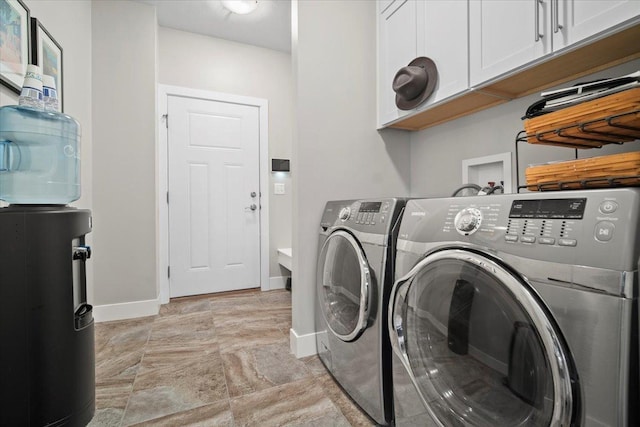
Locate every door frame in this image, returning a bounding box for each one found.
[157,84,270,304]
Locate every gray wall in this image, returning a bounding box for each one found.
[410,59,640,197]
[157,27,293,279]
[292,0,411,344]
[0,0,93,294]
[91,1,158,305]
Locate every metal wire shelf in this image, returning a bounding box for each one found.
[524,109,640,149]
[515,131,640,193]
[518,175,640,192]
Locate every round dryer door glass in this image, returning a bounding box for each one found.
[390,249,574,426]
[317,230,371,341]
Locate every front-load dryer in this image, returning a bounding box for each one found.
[316,198,407,426]
[389,189,639,426]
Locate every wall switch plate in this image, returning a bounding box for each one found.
[274,183,285,195]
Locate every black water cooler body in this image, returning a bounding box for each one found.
[0,205,95,426]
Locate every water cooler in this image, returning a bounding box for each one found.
[0,106,95,426]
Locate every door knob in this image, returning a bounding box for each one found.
[245,204,257,211]
[250,191,257,198]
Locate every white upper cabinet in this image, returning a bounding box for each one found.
[470,0,640,87]
[378,0,639,131]
[378,0,469,127]
[470,0,552,87]
[378,0,418,126]
[415,0,469,110]
[553,0,640,49]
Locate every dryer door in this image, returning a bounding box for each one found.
[317,230,372,342]
[389,249,576,426]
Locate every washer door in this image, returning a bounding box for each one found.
[317,230,371,342]
[389,249,575,427]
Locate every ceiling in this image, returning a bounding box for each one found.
[139,0,292,53]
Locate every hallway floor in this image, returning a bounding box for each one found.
[88,289,375,426]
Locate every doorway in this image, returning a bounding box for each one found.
[158,85,269,303]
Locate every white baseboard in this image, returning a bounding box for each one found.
[93,298,160,323]
[269,275,290,290]
[290,328,317,358]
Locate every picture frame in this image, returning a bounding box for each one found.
[0,0,30,93]
[31,17,63,111]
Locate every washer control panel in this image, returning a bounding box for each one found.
[441,195,627,249]
[503,198,587,246]
[401,188,640,271]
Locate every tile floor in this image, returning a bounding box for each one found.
[89,289,376,426]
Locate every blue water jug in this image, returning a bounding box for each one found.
[0,106,81,204]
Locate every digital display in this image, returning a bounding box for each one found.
[509,198,587,219]
[360,202,382,213]
[271,159,290,172]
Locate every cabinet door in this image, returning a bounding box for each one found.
[378,0,417,127]
[553,0,640,50]
[416,0,468,109]
[470,0,551,87]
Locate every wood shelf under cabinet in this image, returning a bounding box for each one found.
[387,23,640,132]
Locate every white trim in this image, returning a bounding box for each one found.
[94,299,160,323]
[258,97,270,293]
[269,275,290,290]
[289,328,318,358]
[157,84,270,304]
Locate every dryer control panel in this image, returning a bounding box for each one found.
[321,198,405,236]
[354,201,387,226]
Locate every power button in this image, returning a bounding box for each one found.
[599,201,618,214]
[595,221,615,242]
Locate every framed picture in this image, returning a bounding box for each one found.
[31,17,62,111]
[0,0,30,93]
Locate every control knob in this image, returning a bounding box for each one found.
[454,208,482,235]
[339,207,351,221]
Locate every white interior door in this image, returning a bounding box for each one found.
[167,94,260,297]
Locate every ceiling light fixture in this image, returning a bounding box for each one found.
[221,0,259,15]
